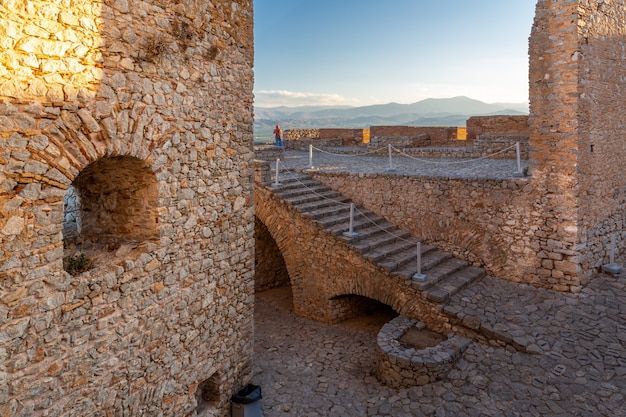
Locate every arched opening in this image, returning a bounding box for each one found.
[63,155,159,274]
[195,371,223,415]
[329,294,398,329]
[254,216,289,292]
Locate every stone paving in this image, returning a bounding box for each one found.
[253,271,626,417]
[252,150,625,416]
[277,149,529,180]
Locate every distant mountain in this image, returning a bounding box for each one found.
[254,96,529,140]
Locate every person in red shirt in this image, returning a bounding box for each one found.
[273,124,283,146]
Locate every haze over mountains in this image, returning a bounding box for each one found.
[254,96,529,140]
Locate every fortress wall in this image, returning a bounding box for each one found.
[466,116,530,140]
[0,1,254,416]
[309,172,581,292]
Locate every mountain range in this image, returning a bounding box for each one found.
[254,96,529,140]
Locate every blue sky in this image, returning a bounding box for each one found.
[254,0,537,108]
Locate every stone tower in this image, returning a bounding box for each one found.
[528,0,626,289]
[0,0,254,416]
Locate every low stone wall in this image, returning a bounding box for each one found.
[284,129,319,141]
[254,144,285,161]
[466,115,529,140]
[376,316,472,388]
[319,128,368,146]
[369,133,431,148]
[370,126,464,146]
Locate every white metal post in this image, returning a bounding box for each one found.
[343,203,359,238]
[412,241,426,281]
[516,142,522,174]
[308,144,314,169]
[386,144,396,172]
[611,233,616,265]
[273,158,282,187]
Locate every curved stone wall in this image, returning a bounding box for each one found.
[376,315,472,388]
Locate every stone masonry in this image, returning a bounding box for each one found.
[0,1,254,416]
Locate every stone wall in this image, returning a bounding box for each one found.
[319,128,369,146]
[284,128,319,141]
[466,116,529,140]
[308,171,583,292]
[526,0,626,287]
[0,1,255,416]
[370,126,466,146]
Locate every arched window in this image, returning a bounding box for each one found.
[63,156,159,274]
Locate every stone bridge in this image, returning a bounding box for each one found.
[253,160,486,335]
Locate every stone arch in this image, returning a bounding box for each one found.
[328,293,398,325]
[254,215,290,291]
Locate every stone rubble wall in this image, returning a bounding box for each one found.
[284,128,319,141]
[308,171,582,292]
[466,115,529,140]
[0,1,255,416]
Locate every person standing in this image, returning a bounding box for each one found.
[273,124,283,146]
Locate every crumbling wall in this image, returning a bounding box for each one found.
[0,1,255,416]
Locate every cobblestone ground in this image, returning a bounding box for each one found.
[253,150,626,416]
[253,272,626,417]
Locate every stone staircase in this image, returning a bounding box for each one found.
[269,171,485,304]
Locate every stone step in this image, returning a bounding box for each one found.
[390,250,456,281]
[348,225,410,248]
[305,204,352,221]
[408,257,467,290]
[284,190,343,206]
[326,212,387,234]
[296,197,351,213]
[426,267,486,303]
[378,245,432,273]
[275,184,333,199]
[270,177,318,191]
[362,239,419,263]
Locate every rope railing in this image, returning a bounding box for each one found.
[270,158,428,278]
[302,142,525,175]
[390,143,518,165]
[310,144,388,157]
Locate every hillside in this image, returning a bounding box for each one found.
[254,96,528,141]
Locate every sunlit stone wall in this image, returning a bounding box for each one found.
[0,0,254,416]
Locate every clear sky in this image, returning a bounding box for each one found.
[254,0,537,108]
